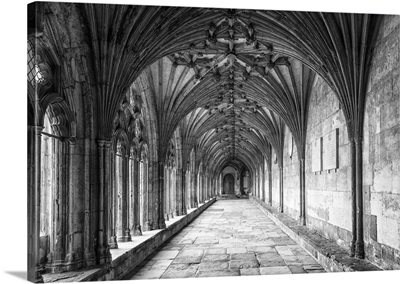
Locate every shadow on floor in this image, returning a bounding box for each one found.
[5,271,26,280]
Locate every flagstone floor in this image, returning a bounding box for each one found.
[128,199,326,279]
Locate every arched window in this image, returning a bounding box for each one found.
[39,114,54,267]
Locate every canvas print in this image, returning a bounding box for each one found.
[27,1,400,282]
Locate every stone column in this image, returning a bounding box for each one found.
[158,162,166,229]
[202,173,206,202]
[262,163,266,202]
[143,160,149,231]
[197,173,201,203]
[201,173,205,203]
[279,165,284,212]
[201,174,205,201]
[108,150,118,249]
[205,174,209,200]
[65,138,86,270]
[209,175,212,199]
[83,138,96,266]
[264,160,268,202]
[350,138,357,256]
[220,174,223,196]
[255,169,259,198]
[253,172,256,197]
[355,137,365,258]
[211,175,215,198]
[205,174,208,200]
[260,168,263,199]
[191,172,197,208]
[186,170,191,210]
[96,140,113,261]
[164,166,170,221]
[139,161,144,228]
[115,148,126,242]
[51,139,67,267]
[268,171,272,206]
[181,169,188,215]
[210,178,214,198]
[132,157,142,235]
[128,155,134,236]
[176,169,184,216]
[170,168,176,218]
[255,172,259,198]
[138,161,143,228]
[196,173,203,203]
[259,169,265,201]
[259,171,262,198]
[28,125,44,283]
[146,160,154,230]
[299,158,306,225]
[123,154,131,241]
[261,165,265,202]
[207,173,211,199]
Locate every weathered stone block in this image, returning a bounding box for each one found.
[370,215,378,241]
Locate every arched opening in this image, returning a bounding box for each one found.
[223,174,235,195]
[39,114,54,268]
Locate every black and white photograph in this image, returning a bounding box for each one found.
[1,0,400,283]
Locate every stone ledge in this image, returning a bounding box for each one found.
[42,198,216,282]
[250,197,382,273]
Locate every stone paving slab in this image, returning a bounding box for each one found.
[250,197,382,273]
[128,199,327,279]
[240,268,261,275]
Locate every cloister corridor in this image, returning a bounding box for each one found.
[24,2,400,283]
[127,199,326,279]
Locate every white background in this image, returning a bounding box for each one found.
[1,1,399,284]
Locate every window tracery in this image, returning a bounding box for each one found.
[27,39,47,87]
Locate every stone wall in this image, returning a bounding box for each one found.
[282,127,300,219]
[305,75,353,249]
[363,15,400,269]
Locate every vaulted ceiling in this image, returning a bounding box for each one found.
[129,9,322,174]
[41,3,382,175]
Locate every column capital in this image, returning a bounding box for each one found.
[97,139,111,148]
[97,140,105,148]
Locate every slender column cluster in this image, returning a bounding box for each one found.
[28,126,44,283]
